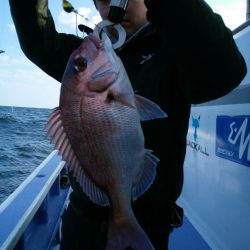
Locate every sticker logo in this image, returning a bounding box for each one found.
[187,115,209,156]
[216,116,250,167]
[192,116,200,142]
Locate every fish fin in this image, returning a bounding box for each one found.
[77,170,110,206]
[45,107,110,206]
[135,94,167,121]
[132,150,159,201]
[45,107,78,168]
[107,213,154,250]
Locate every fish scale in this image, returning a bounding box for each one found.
[81,99,139,188]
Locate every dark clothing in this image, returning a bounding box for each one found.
[9,0,246,249]
[61,192,177,250]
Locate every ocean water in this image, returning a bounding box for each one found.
[0,106,54,204]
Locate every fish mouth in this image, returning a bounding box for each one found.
[87,34,102,49]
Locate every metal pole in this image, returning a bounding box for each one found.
[247,0,250,20]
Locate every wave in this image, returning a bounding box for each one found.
[0,113,16,121]
[0,106,53,204]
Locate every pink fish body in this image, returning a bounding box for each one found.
[46,33,166,250]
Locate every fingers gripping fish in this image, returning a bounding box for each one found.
[45,33,167,250]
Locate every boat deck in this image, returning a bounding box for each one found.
[1,148,248,249]
[50,215,211,250]
[169,216,211,250]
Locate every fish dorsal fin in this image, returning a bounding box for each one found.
[45,107,110,206]
[131,150,159,200]
[135,94,167,121]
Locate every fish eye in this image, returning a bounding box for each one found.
[74,57,87,72]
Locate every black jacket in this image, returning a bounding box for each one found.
[9,0,246,228]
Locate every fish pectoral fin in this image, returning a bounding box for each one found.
[45,107,110,207]
[132,150,159,201]
[135,94,167,121]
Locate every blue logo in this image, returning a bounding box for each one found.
[216,116,250,167]
[187,115,209,156]
[192,116,200,142]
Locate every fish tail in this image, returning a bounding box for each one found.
[106,214,155,250]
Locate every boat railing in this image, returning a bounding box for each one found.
[0,150,70,250]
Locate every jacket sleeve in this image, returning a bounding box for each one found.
[9,0,82,82]
[144,0,247,104]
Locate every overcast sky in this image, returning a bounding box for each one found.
[0,0,247,108]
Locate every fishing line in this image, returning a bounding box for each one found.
[75,11,79,37]
[62,0,97,37]
[62,0,126,48]
[74,10,98,37]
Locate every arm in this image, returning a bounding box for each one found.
[145,0,247,103]
[9,0,82,82]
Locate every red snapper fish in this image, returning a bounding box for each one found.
[45,33,166,250]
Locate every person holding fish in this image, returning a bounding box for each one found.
[9,0,246,249]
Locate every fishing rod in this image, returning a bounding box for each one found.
[62,0,127,48]
[247,0,250,20]
[62,0,129,33]
[62,0,94,35]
